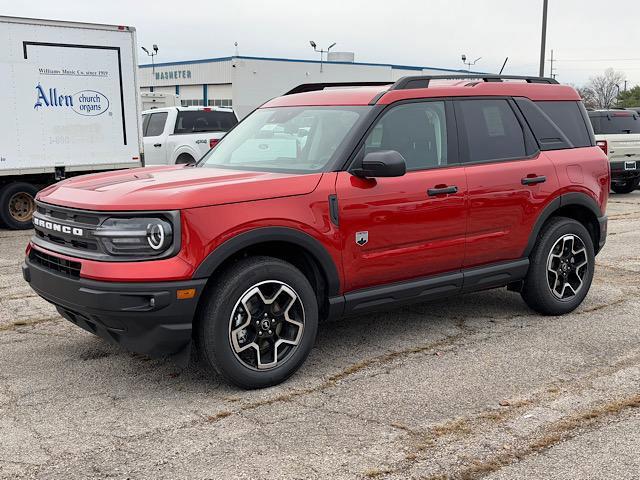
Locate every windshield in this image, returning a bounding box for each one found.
[199,106,369,173]
[590,113,640,134]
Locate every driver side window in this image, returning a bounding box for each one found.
[365,101,449,171]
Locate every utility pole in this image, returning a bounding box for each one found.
[539,0,548,77]
[548,49,556,79]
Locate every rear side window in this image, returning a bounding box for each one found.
[174,110,238,134]
[457,99,526,162]
[144,112,168,137]
[589,112,640,134]
[537,101,591,147]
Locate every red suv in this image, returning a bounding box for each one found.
[23,75,609,389]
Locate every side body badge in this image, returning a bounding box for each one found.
[355,231,368,246]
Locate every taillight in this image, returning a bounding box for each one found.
[596,140,608,155]
[209,138,220,149]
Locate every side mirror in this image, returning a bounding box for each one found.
[353,150,406,178]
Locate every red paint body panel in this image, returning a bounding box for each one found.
[265,83,580,108]
[463,153,559,268]
[377,83,581,105]
[37,165,323,211]
[335,169,467,291]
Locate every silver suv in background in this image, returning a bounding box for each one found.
[588,109,640,193]
[142,106,238,165]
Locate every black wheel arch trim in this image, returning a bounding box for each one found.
[192,227,341,296]
[524,192,605,257]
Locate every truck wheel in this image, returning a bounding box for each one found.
[521,217,595,316]
[175,154,195,165]
[0,182,39,229]
[196,256,318,389]
[611,178,639,194]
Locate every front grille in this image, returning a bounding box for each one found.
[29,249,81,278]
[34,203,102,253]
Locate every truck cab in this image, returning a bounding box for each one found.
[142,106,238,165]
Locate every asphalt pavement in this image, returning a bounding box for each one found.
[1,192,639,479]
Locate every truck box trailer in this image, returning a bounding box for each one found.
[0,16,143,229]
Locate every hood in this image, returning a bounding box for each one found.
[37,165,323,211]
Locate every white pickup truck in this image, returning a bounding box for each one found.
[142,106,238,165]
[588,109,640,194]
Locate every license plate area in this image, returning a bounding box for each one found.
[625,161,637,170]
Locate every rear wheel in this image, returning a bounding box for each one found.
[0,182,38,229]
[196,256,318,389]
[521,217,595,315]
[611,178,639,194]
[175,153,195,165]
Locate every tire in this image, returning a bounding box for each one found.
[611,178,639,194]
[175,153,195,165]
[521,217,595,316]
[0,182,39,230]
[196,256,318,389]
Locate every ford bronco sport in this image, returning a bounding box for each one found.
[23,75,609,389]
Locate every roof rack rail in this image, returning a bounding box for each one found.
[284,81,392,96]
[390,74,559,90]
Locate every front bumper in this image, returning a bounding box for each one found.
[23,254,207,359]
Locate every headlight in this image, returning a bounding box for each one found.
[93,217,174,256]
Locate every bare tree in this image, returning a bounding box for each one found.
[585,69,625,109]
[574,85,597,110]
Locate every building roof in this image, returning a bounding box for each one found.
[139,54,483,74]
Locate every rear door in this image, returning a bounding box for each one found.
[337,100,468,292]
[456,98,559,268]
[142,111,169,165]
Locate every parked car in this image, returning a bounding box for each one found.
[142,106,238,165]
[588,109,640,193]
[23,75,609,389]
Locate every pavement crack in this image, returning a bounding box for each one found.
[0,316,61,332]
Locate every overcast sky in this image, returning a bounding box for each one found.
[3,0,640,87]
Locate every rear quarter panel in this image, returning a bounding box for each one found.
[548,146,610,214]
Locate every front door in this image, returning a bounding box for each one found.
[337,100,468,292]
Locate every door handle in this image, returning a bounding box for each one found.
[427,185,458,196]
[153,143,162,147]
[521,175,546,185]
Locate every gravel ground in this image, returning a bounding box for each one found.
[1,192,639,480]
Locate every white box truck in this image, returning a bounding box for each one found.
[0,16,143,229]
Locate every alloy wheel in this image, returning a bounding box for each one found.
[228,280,305,370]
[546,234,588,300]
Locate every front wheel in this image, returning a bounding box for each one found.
[196,256,318,389]
[521,217,595,315]
[611,178,639,194]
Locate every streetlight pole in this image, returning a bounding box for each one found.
[461,54,482,72]
[539,0,548,77]
[309,41,336,73]
[141,44,159,83]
